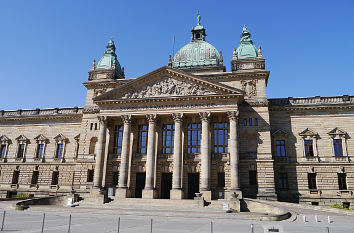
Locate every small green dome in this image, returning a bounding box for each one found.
[172,13,220,69]
[96,39,124,75]
[236,25,258,59]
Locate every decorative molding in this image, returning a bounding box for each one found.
[54,134,68,143]
[199,112,211,122]
[34,134,48,142]
[272,129,289,136]
[299,128,319,138]
[121,115,132,124]
[172,113,183,122]
[146,114,157,123]
[227,111,239,121]
[83,106,100,114]
[15,135,29,143]
[328,127,347,138]
[97,116,108,124]
[241,80,257,98]
[0,135,11,144]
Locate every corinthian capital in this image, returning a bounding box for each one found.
[121,115,132,124]
[146,114,158,123]
[199,112,211,122]
[227,110,239,121]
[97,116,108,124]
[172,113,183,122]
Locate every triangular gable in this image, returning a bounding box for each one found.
[54,134,67,142]
[34,134,48,141]
[15,135,28,142]
[299,128,318,137]
[74,134,80,141]
[272,129,288,136]
[328,127,347,136]
[0,135,10,143]
[94,66,242,102]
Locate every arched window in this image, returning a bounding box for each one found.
[89,137,98,154]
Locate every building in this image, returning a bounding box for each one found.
[0,14,353,206]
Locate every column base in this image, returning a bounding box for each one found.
[170,189,184,200]
[115,188,130,199]
[142,189,157,199]
[200,190,212,201]
[85,187,107,204]
[226,189,243,200]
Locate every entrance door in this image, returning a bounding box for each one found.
[135,173,146,198]
[160,173,172,199]
[188,173,199,199]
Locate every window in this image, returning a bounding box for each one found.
[113,125,124,154]
[213,122,228,153]
[187,123,201,153]
[89,137,97,154]
[90,123,93,130]
[278,172,288,189]
[51,171,59,185]
[243,119,247,126]
[12,171,20,184]
[276,140,286,157]
[0,145,6,158]
[333,139,343,157]
[36,144,44,159]
[304,140,314,157]
[87,169,94,182]
[162,124,174,154]
[338,173,347,190]
[217,172,225,187]
[56,143,64,158]
[308,173,317,189]
[17,144,25,158]
[112,171,119,186]
[137,125,148,154]
[95,123,98,130]
[249,170,257,185]
[254,118,258,126]
[249,118,252,126]
[31,171,39,185]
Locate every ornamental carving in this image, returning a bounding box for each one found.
[83,106,100,114]
[227,110,239,121]
[121,115,132,124]
[199,112,210,122]
[122,77,215,99]
[241,80,257,98]
[97,116,108,124]
[94,88,107,97]
[172,113,183,122]
[146,114,157,123]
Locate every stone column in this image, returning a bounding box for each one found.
[93,116,107,188]
[142,114,157,199]
[227,110,242,199]
[117,115,132,198]
[199,112,211,200]
[171,113,184,199]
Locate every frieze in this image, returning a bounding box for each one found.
[83,106,100,114]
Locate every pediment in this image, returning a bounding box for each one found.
[272,129,288,136]
[15,135,28,142]
[0,135,10,143]
[299,128,318,137]
[34,134,48,141]
[54,133,67,142]
[328,127,347,136]
[94,66,242,102]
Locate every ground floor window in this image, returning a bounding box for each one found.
[87,169,94,182]
[51,171,59,185]
[278,172,288,189]
[249,170,257,185]
[308,173,317,189]
[31,171,39,185]
[338,173,347,190]
[217,172,225,187]
[112,172,118,186]
[12,171,20,184]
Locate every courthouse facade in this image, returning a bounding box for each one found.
[0,15,353,206]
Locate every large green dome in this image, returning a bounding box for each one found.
[172,13,221,70]
[96,39,124,75]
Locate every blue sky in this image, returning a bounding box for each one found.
[0,0,353,110]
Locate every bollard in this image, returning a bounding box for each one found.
[211,221,213,233]
[41,213,46,233]
[1,210,5,231]
[118,217,120,233]
[250,223,254,233]
[68,214,72,233]
[150,219,152,233]
[303,215,306,222]
[315,215,319,222]
[327,216,331,224]
[326,226,329,233]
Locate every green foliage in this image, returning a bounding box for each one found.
[14,193,30,199]
[330,203,350,210]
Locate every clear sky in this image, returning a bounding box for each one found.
[0,0,353,110]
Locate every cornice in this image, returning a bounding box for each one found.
[0,115,82,122]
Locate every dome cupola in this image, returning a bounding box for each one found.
[235,25,258,59]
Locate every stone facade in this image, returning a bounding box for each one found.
[0,20,353,207]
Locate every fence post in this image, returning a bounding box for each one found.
[150,219,153,233]
[315,215,318,222]
[211,221,213,233]
[1,210,6,231]
[118,217,120,233]
[327,216,331,223]
[41,213,46,233]
[250,223,254,233]
[326,226,329,233]
[68,214,72,233]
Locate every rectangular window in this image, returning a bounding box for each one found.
[304,140,314,157]
[137,125,148,154]
[338,173,347,190]
[278,172,288,189]
[276,140,286,157]
[187,123,201,153]
[113,125,124,154]
[56,144,64,158]
[162,124,175,154]
[0,145,6,158]
[95,123,98,130]
[243,119,247,126]
[87,169,94,182]
[31,171,39,185]
[112,171,119,186]
[308,173,317,190]
[217,172,225,187]
[249,170,257,185]
[249,118,252,126]
[51,171,59,185]
[90,123,93,130]
[213,122,228,153]
[36,144,44,158]
[17,144,25,158]
[254,118,258,126]
[333,139,343,157]
[12,171,20,184]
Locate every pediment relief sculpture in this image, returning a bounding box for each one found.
[328,127,348,138]
[241,80,257,98]
[54,134,68,143]
[299,128,319,138]
[15,135,29,143]
[34,134,48,142]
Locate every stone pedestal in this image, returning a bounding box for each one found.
[142,189,157,199]
[115,188,130,199]
[194,194,206,207]
[226,190,243,200]
[86,188,107,204]
[170,189,184,200]
[228,197,241,212]
[201,190,212,201]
